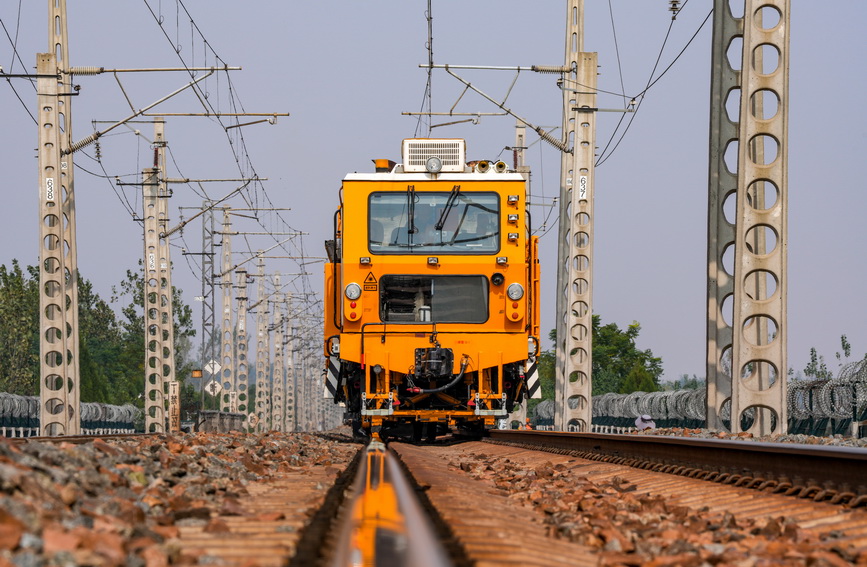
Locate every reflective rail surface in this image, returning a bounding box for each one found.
[331,440,452,567]
[488,430,867,506]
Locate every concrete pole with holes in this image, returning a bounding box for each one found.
[283,296,296,432]
[37,51,80,436]
[255,254,271,431]
[706,0,788,434]
[271,275,285,431]
[143,119,176,433]
[220,210,235,412]
[38,0,81,436]
[235,268,250,420]
[554,0,596,432]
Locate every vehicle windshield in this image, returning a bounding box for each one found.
[369,189,499,254]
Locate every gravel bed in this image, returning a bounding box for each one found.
[0,432,356,566]
[443,444,867,566]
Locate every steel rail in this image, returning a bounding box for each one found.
[330,440,452,567]
[488,430,867,503]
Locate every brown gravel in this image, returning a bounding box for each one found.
[0,432,358,566]
[420,441,867,566]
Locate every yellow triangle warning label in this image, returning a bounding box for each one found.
[364,272,377,284]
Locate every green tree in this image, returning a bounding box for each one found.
[530,315,664,408]
[591,315,662,394]
[78,276,124,402]
[804,347,833,380]
[0,260,195,408]
[619,364,657,394]
[0,261,39,394]
[110,262,196,407]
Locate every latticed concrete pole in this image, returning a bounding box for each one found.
[731,0,789,434]
[143,120,176,432]
[271,276,285,431]
[283,296,296,432]
[254,254,271,431]
[706,1,789,435]
[705,0,739,430]
[235,268,250,418]
[38,0,80,436]
[554,0,596,432]
[296,330,309,431]
[37,52,80,435]
[219,210,235,412]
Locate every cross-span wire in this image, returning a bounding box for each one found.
[596,4,712,167]
[141,0,318,303]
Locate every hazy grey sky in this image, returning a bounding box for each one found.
[1,1,864,381]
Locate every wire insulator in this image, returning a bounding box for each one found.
[64,133,99,155]
[68,66,104,75]
[531,65,571,74]
[534,127,570,153]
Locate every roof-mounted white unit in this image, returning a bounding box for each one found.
[402,139,466,173]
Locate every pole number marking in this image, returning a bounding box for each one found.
[46,178,55,202]
[579,176,588,201]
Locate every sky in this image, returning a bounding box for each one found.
[0,1,864,383]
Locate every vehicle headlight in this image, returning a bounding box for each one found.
[506,283,524,300]
[344,282,362,300]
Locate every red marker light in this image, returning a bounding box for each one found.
[511,313,519,320]
[512,302,518,308]
[349,312,357,319]
[350,301,357,308]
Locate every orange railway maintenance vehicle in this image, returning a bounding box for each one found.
[323,139,540,440]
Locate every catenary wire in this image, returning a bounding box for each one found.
[596,5,711,167]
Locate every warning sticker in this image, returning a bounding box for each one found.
[363,272,377,291]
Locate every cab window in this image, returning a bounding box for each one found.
[369,189,499,254]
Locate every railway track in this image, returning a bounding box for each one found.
[402,435,867,565]
[3,430,867,565]
[488,429,867,506]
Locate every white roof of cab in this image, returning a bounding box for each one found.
[344,171,526,182]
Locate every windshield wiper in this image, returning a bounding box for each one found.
[435,185,461,231]
[407,185,417,239]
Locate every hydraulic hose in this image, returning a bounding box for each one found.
[409,356,469,395]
